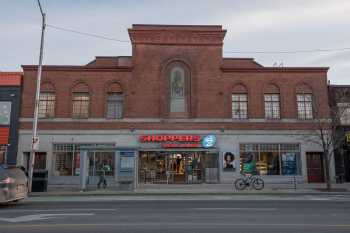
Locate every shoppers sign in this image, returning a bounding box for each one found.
[139,134,216,148]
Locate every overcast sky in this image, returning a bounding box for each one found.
[1,0,349,84]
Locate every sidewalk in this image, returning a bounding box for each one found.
[29,183,350,197]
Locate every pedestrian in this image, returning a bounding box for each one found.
[97,161,111,189]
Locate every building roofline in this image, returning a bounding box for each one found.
[223,57,256,60]
[132,24,223,28]
[21,65,132,72]
[0,72,22,86]
[0,72,23,75]
[221,67,329,73]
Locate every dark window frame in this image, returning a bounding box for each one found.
[106,92,124,119]
[264,94,281,119]
[38,92,56,118]
[72,92,90,119]
[232,93,248,119]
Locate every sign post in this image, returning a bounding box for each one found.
[28,0,46,193]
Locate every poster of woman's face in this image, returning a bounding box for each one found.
[223,152,236,171]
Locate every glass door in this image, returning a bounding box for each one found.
[87,151,115,189]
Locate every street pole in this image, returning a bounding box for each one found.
[28,0,46,192]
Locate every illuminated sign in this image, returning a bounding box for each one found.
[139,135,216,148]
[346,133,350,144]
[202,135,217,148]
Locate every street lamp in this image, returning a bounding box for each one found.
[28,0,46,192]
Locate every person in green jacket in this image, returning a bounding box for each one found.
[97,161,111,189]
[242,152,256,175]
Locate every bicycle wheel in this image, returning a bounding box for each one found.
[253,178,264,190]
[234,178,247,190]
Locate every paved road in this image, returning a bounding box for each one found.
[1,195,350,233]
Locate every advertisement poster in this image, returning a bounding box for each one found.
[281,153,297,175]
[223,152,236,172]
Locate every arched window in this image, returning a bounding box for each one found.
[72,83,90,118]
[264,84,280,119]
[170,66,186,113]
[39,82,55,118]
[232,84,248,119]
[296,84,313,119]
[106,82,123,119]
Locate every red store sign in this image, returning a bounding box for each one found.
[139,135,202,148]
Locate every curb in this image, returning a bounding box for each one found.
[28,191,350,198]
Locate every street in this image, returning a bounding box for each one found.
[1,195,350,233]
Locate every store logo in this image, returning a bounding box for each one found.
[202,135,216,148]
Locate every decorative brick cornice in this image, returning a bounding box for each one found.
[221,67,329,73]
[128,25,226,46]
[21,65,132,72]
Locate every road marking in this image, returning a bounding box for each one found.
[0,213,94,223]
[1,222,350,228]
[1,208,117,212]
[194,207,277,211]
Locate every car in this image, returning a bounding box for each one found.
[0,164,28,203]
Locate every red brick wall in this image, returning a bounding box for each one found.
[20,25,330,131]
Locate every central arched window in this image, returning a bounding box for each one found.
[170,66,186,113]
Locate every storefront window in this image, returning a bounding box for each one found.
[53,143,114,176]
[89,152,115,177]
[54,152,79,176]
[240,144,300,175]
[139,151,218,184]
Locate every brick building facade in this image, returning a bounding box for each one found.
[0,72,22,165]
[329,85,350,182]
[17,25,333,190]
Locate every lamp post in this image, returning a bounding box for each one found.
[28,0,46,192]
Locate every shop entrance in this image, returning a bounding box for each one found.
[306,152,325,183]
[138,151,218,184]
[87,151,115,189]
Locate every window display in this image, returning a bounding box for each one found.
[240,144,300,175]
[139,151,218,184]
[54,152,79,176]
[53,143,114,176]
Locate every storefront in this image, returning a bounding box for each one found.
[239,143,301,176]
[0,72,22,165]
[138,134,219,184]
[17,129,334,190]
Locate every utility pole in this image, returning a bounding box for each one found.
[28,0,46,192]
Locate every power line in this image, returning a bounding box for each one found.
[46,24,350,54]
[46,24,129,43]
[224,48,350,54]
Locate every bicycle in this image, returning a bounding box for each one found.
[234,174,264,190]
